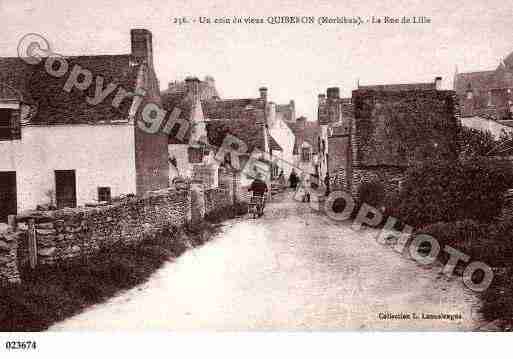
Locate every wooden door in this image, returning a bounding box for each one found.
[55,170,77,209]
[0,171,16,223]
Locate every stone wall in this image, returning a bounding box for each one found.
[18,190,190,267]
[1,189,190,283]
[205,188,232,215]
[350,166,406,200]
[0,168,243,284]
[0,231,20,284]
[352,89,460,167]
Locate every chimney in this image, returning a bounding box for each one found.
[466,84,473,100]
[130,29,153,67]
[434,76,442,90]
[327,87,340,99]
[259,87,268,102]
[318,94,326,105]
[204,75,215,87]
[185,76,201,104]
[296,116,307,128]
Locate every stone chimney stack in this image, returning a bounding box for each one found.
[130,29,153,67]
[327,87,340,99]
[185,76,201,103]
[434,76,442,90]
[204,75,215,88]
[259,87,268,102]
[318,94,326,105]
[296,116,307,128]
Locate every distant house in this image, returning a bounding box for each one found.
[163,76,215,185]
[285,116,320,182]
[162,82,284,187]
[206,117,282,187]
[320,78,461,199]
[316,87,353,182]
[461,115,513,140]
[163,83,293,185]
[454,51,513,124]
[0,29,168,222]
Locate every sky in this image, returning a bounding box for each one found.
[1,0,512,120]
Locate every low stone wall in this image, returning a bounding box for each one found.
[1,189,191,283]
[350,166,406,200]
[205,188,232,215]
[0,168,243,284]
[0,232,21,284]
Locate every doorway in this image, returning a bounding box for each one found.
[55,170,77,209]
[0,171,16,223]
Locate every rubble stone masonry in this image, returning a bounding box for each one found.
[0,172,238,284]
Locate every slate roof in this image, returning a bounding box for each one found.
[287,120,320,155]
[453,59,513,118]
[453,71,496,95]
[268,133,283,151]
[202,98,263,119]
[161,78,220,121]
[358,82,436,92]
[276,102,294,122]
[461,115,513,140]
[205,118,281,153]
[0,55,139,125]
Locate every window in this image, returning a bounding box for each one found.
[223,153,232,166]
[301,147,311,162]
[98,187,111,203]
[188,147,204,163]
[0,108,20,141]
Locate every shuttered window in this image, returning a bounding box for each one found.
[0,109,20,140]
[98,187,112,203]
[301,147,311,162]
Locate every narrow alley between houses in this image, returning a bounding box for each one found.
[51,190,482,331]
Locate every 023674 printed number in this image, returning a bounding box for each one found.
[5,341,37,350]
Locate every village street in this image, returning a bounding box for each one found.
[51,190,483,331]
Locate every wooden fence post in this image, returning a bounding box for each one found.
[28,219,37,269]
[7,215,17,232]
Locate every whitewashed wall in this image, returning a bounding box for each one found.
[269,118,296,176]
[168,144,191,182]
[0,123,137,213]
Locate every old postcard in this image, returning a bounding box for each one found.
[0,0,512,346]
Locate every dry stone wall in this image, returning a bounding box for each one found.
[0,231,21,284]
[0,171,240,284]
[17,190,191,267]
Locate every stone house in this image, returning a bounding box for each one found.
[163,83,293,186]
[163,76,215,185]
[460,115,513,140]
[454,50,513,125]
[206,117,282,188]
[0,29,168,222]
[162,81,283,188]
[321,78,461,199]
[285,116,320,183]
[316,87,353,183]
[203,87,296,179]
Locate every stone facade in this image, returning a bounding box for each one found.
[0,29,169,219]
[350,167,405,199]
[324,82,460,202]
[454,51,513,122]
[0,231,20,284]
[205,188,232,215]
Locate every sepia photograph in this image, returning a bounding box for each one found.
[0,0,512,356]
